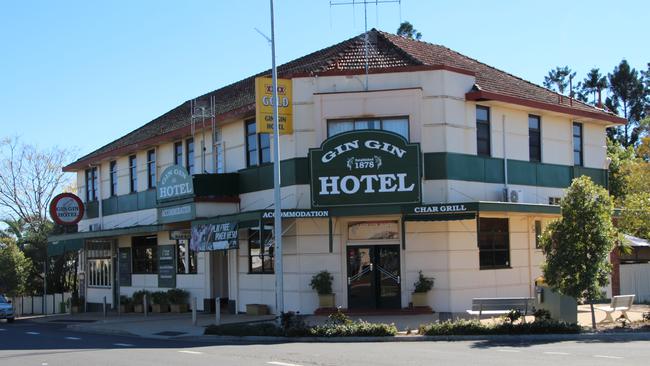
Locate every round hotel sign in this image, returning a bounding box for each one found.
[309,130,422,207]
[157,164,194,202]
[49,193,84,225]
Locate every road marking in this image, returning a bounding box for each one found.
[0,329,6,331]
[113,343,134,347]
[178,350,204,355]
[41,363,48,366]
[65,336,81,340]
[268,362,305,366]
[544,352,570,355]
[496,349,520,353]
[25,331,40,335]
[594,355,623,359]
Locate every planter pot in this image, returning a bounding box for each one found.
[71,305,82,314]
[170,304,189,313]
[318,293,335,308]
[120,304,134,313]
[246,304,269,315]
[411,292,429,307]
[134,304,145,313]
[152,304,169,313]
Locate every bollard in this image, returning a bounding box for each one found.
[144,294,148,317]
[192,297,197,326]
[103,296,107,319]
[215,297,221,325]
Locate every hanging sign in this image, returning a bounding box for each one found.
[157,165,194,202]
[255,77,293,134]
[169,229,192,241]
[309,130,421,207]
[49,193,85,225]
[190,222,239,251]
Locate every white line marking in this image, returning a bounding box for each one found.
[0,329,6,331]
[496,349,520,353]
[41,363,48,366]
[268,362,305,366]
[25,331,40,335]
[594,355,623,359]
[544,352,570,355]
[178,350,204,355]
[113,343,134,347]
[65,336,81,340]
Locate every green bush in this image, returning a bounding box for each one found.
[205,322,285,337]
[132,290,152,304]
[167,288,190,304]
[502,309,522,323]
[310,320,397,337]
[418,319,581,336]
[413,271,434,293]
[310,271,333,295]
[533,308,552,321]
[150,291,169,305]
[643,312,650,322]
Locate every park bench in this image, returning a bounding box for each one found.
[466,297,535,321]
[595,294,635,323]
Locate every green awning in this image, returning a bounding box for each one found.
[47,224,165,256]
[47,238,84,256]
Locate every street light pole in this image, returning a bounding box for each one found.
[269,0,283,315]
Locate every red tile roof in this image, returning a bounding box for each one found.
[65,29,624,171]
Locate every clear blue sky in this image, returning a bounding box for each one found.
[1,0,648,159]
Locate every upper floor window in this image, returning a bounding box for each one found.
[478,217,510,269]
[109,161,117,196]
[186,138,195,175]
[573,122,583,166]
[529,115,541,162]
[245,120,271,167]
[327,117,409,140]
[147,149,156,189]
[476,106,491,156]
[129,155,137,193]
[174,141,183,166]
[85,167,98,202]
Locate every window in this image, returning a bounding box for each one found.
[186,138,195,174]
[174,141,183,166]
[85,167,97,202]
[87,241,112,288]
[248,227,274,274]
[129,155,137,193]
[476,106,491,156]
[177,240,197,274]
[529,115,541,162]
[245,120,272,167]
[327,117,409,140]
[478,218,510,269]
[109,161,117,196]
[573,122,583,166]
[548,197,561,205]
[132,236,157,274]
[214,127,225,173]
[147,150,156,189]
[535,220,542,249]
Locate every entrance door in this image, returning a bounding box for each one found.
[347,245,401,309]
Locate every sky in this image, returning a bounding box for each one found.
[1,0,648,160]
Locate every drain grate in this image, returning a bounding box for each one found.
[153,331,187,336]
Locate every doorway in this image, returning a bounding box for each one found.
[346,245,401,309]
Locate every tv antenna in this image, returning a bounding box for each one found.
[329,0,401,91]
[190,95,216,173]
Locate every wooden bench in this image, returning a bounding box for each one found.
[466,297,535,321]
[595,295,635,323]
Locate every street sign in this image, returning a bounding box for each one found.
[49,192,84,225]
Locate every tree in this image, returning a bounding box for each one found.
[539,176,617,329]
[607,60,647,147]
[618,192,650,240]
[0,238,33,297]
[606,139,637,200]
[396,21,421,40]
[543,66,575,95]
[581,68,608,106]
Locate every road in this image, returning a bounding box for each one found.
[1,318,649,365]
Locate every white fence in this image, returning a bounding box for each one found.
[10,293,72,316]
[620,263,650,303]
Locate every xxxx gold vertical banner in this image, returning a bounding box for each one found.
[255,77,293,134]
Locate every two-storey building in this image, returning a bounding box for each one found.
[48,30,624,316]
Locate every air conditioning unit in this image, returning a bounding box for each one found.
[503,188,524,203]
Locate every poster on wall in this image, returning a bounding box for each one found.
[158,245,176,288]
[118,248,132,287]
[190,222,239,251]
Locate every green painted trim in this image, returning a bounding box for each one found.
[193,173,239,198]
[47,238,84,256]
[102,190,157,216]
[423,152,608,188]
[477,201,560,214]
[48,224,165,243]
[85,201,99,219]
[237,158,309,193]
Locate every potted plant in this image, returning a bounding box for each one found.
[167,288,190,313]
[119,295,134,313]
[310,270,335,308]
[151,291,169,313]
[411,271,434,307]
[132,290,151,313]
[69,293,84,313]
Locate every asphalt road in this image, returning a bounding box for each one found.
[1,318,649,366]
